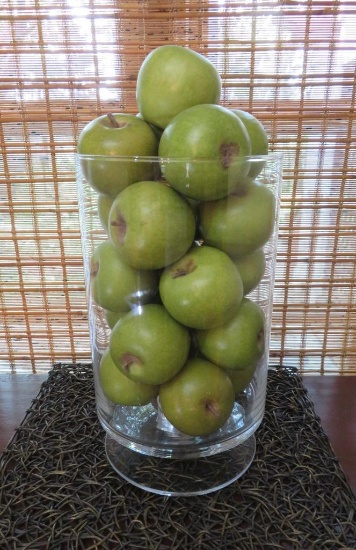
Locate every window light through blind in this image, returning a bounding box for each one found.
[0,0,355,374]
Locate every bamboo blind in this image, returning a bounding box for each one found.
[0,0,355,374]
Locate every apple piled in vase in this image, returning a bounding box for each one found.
[77,45,276,439]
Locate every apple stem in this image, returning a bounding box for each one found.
[107,113,120,128]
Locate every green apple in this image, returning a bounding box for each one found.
[97,193,115,234]
[233,248,266,295]
[231,109,269,179]
[136,113,163,140]
[108,180,196,269]
[99,347,158,406]
[225,364,257,395]
[105,309,127,329]
[90,240,158,312]
[77,113,159,197]
[196,297,265,370]
[109,304,190,385]
[159,104,251,201]
[136,45,221,129]
[198,179,276,258]
[159,358,235,437]
[159,245,243,329]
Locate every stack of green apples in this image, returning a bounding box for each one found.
[77,45,276,438]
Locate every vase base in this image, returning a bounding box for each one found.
[105,433,256,496]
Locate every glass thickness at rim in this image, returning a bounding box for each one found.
[77,153,283,163]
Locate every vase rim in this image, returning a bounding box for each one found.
[76,152,283,163]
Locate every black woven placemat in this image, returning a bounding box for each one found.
[0,364,355,550]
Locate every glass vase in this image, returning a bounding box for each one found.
[76,153,282,496]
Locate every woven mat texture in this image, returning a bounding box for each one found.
[0,364,355,550]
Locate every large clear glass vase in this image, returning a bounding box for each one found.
[76,153,283,496]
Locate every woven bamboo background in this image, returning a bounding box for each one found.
[0,0,355,374]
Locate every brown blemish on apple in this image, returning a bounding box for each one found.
[171,258,197,279]
[258,328,265,349]
[110,212,127,244]
[90,259,99,279]
[230,186,248,198]
[121,353,141,374]
[205,399,220,418]
[220,142,239,169]
[106,113,129,129]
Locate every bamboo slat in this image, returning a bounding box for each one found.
[0,0,355,374]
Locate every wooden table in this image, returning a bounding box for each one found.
[0,372,355,494]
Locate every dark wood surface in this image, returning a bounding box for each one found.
[302,375,356,494]
[0,372,355,494]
